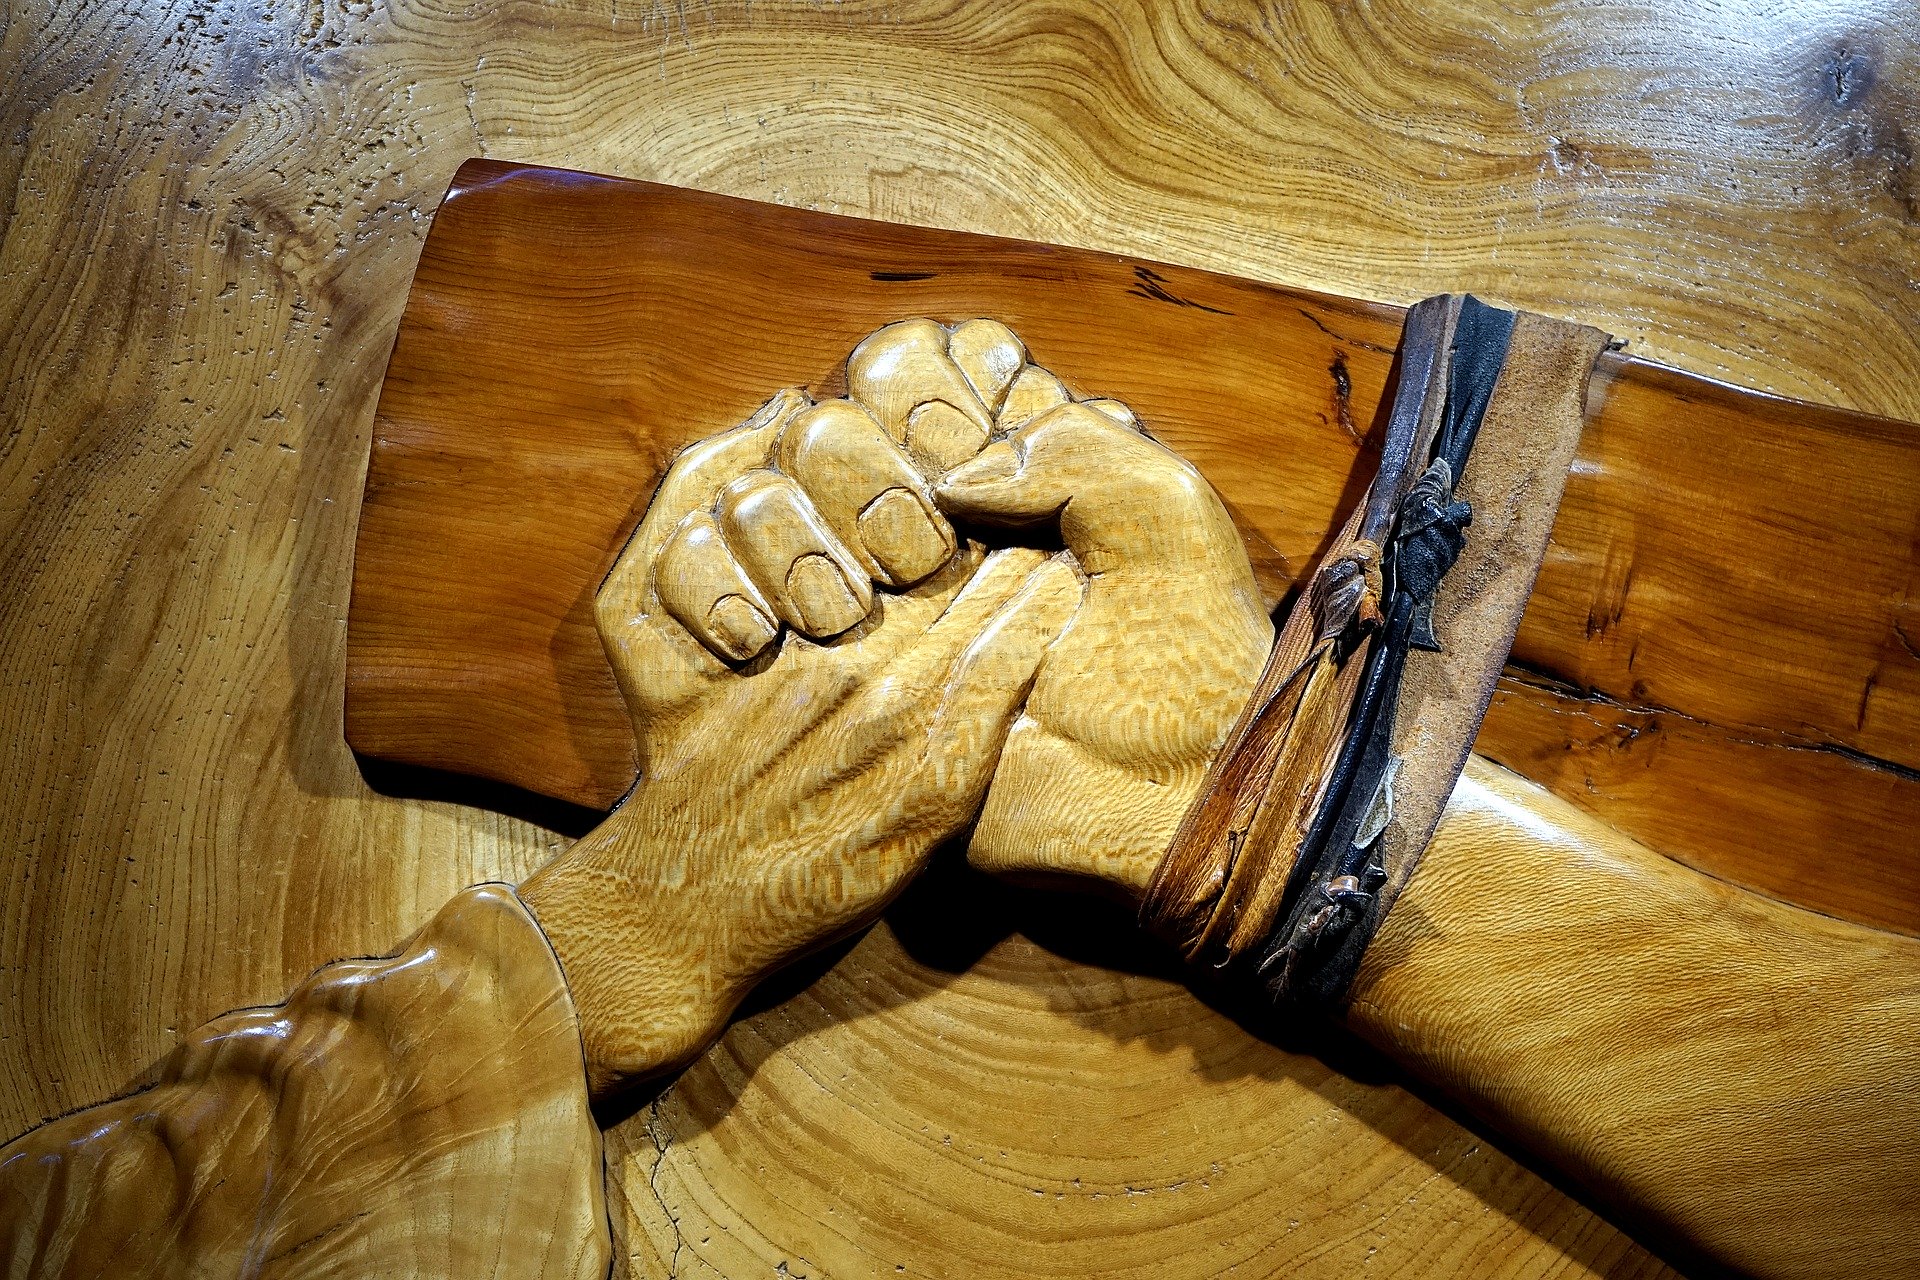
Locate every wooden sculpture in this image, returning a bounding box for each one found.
[350,162,1920,940]
[339,154,1920,1277]
[6,299,1917,1279]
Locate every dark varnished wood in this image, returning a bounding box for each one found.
[349,160,1920,935]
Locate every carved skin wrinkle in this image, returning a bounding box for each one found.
[0,886,608,1279]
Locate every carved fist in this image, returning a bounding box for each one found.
[934,369,1274,895]
[624,315,1272,895]
[524,317,1272,1092]
[522,319,1085,1091]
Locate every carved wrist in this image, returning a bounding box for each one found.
[518,802,736,1098]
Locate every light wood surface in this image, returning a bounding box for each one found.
[1355,757,1920,1278]
[518,318,1276,1094]
[598,752,1920,1280]
[521,322,1089,1091]
[16,314,1896,1276]
[539,317,1918,1275]
[349,161,1920,937]
[0,885,609,1279]
[605,883,1673,1280]
[4,2,1915,1276]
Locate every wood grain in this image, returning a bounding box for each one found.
[1479,672,1920,933]
[4,1,1914,1275]
[532,320,1912,1277]
[0,885,608,1279]
[349,161,1920,935]
[605,882,1672,1280]
[1352,757,1920,1279]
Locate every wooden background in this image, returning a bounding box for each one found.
[2,2,1913,1275]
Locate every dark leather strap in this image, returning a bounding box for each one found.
[1141,292,1570,994]
[1260,296,1516,1003]
[1142,294,1470,966]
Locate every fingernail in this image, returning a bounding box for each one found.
[905,400,990,473]
[948,319,1026,411]
[787,554,866,635]
[938,440,1020,492]
[707,594,777,660]
[1082,398,1138,429]
[858,487,954,585]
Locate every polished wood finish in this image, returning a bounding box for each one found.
[1354,758,1920,1279]
[519,321,1091,1091]
[7,2,1915,1275]
[595,753,1920,1280]
[609,892,1672,1280]
[544,326,1915,1277]
[0,886,608,1279]
[24,311,1896,1276]
[349,161,1920,937]
[518,317,1274,1091]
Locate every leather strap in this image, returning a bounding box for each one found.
[1141,295,1610,997]
[1260,296,1515,999]
[1142,294,1459,964]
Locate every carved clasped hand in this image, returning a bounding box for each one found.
[936,391,1274,896]
[522,317,1272,1094]
[521,320,1089,1094]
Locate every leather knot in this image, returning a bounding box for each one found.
[1308,538,1383,645]
[1394,460,1472,651]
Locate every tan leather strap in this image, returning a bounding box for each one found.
[1141,294,1458,963]
[1143,296,1610,993]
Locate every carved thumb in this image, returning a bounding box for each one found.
[933,402,1230,577]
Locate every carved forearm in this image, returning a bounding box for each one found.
[518,802,746,1097]
[1346,756,1920,1277]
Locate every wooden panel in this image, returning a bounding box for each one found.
[4,1,1913,1276]
[1351,757,1920,1279]
[607,885,1671,1280]
[348,163,1412,804]
[348,161,1920,935]
[1478,675,1920,935]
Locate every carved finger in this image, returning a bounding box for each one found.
[774,399,956,587]
[715,470,874,639]
[901,400,990,473]
[934,401,1237,576]
[910,545,1059,660]
[598,387,808,634]
[1081,398,1139,430]
[654,511,781,662]
[826,547,1070,784]
[638,388,812,549]
[846,319,992,466]
[947,318,1027,413]
[906,555,1084,819]
[930,555,1082,729]
[997,365,1071,432]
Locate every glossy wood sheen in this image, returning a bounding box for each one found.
[591,752,1920,1280]
[534,320,1918,1278]
[1354,757,1920,1278]
[351,161,1920,934]
[0,886,609,1278]
[610,893,1672,1280]
[5,2,1914,1276]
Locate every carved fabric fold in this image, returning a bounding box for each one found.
[0,884,609,1280]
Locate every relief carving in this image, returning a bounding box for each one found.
[3,311,1916,1280]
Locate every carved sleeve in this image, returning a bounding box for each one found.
[0,884,610,1280]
